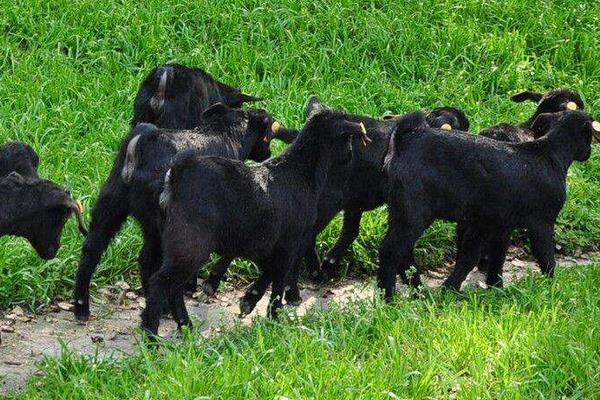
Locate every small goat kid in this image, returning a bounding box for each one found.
[378,110,599,299]
[141,102,369,335]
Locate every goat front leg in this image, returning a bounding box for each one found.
[443,226,489,291]
[202,256,235,297]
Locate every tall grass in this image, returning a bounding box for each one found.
[11,265,600,399]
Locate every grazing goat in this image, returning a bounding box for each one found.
[0,172,87,259]
[72,104,290,321]
[0,141,39,178]
[141,99,370,335]
[378,110,599,299]
[200,104,470,302]
[132,64,262,129]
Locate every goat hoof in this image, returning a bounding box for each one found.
[202,282,217,297]
[73,303,90,321]
[239,298,255,317]
[286,298,302,307]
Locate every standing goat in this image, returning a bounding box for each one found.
[378,110,599,298]
[72,104,290,321]
[142,99,370,335]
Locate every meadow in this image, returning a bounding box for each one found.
[1,0,600,396]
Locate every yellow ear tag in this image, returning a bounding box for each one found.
[76,200,84,213]
[271,121,281,133]
[566,101,578,110]
[440,123,452,131]
[592,121,600,132]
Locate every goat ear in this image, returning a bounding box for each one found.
[530,112,557,138]
[236,92,263,104]
[306,96,325,118]
[511,90,544,103]
[202,102,231,119]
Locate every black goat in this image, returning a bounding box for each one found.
[72,104,290,321]
[480,88,584,142]
[378,110,599,299]
[0,172,87,259]
[464,88,585,273]
[141,100,370,335]
[200,103,470,302]
[132,63,262,129]
[0,141,39,178]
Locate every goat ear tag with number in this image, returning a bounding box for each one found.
[440,123,452,131]
[566,101,578,110]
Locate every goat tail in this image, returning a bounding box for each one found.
[391,111,427,154]
[149,66,172,112]
[121,123,158,184]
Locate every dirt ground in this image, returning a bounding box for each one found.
[0,250,597,395]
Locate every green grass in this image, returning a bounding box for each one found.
[10,265,600,399]
[1,0,600,311]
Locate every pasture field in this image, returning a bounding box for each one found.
[11,265,600,399]
[1,0,600,396]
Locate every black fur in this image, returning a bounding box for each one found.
[132,64,262,129]
[140,102,367,335]
[0,141,39,178]
[72,104,288,321]
[378,110,598,298]
[200,101,470,304]
[480,88,584,142]
[0,172,86,259]
[470,88,585,272]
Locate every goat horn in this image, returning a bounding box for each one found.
[566,101,578,110]
[359,122,372,146]
[440,123,452,131]
[70,200,88,237]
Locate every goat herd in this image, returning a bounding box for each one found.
[1,64,598,337]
